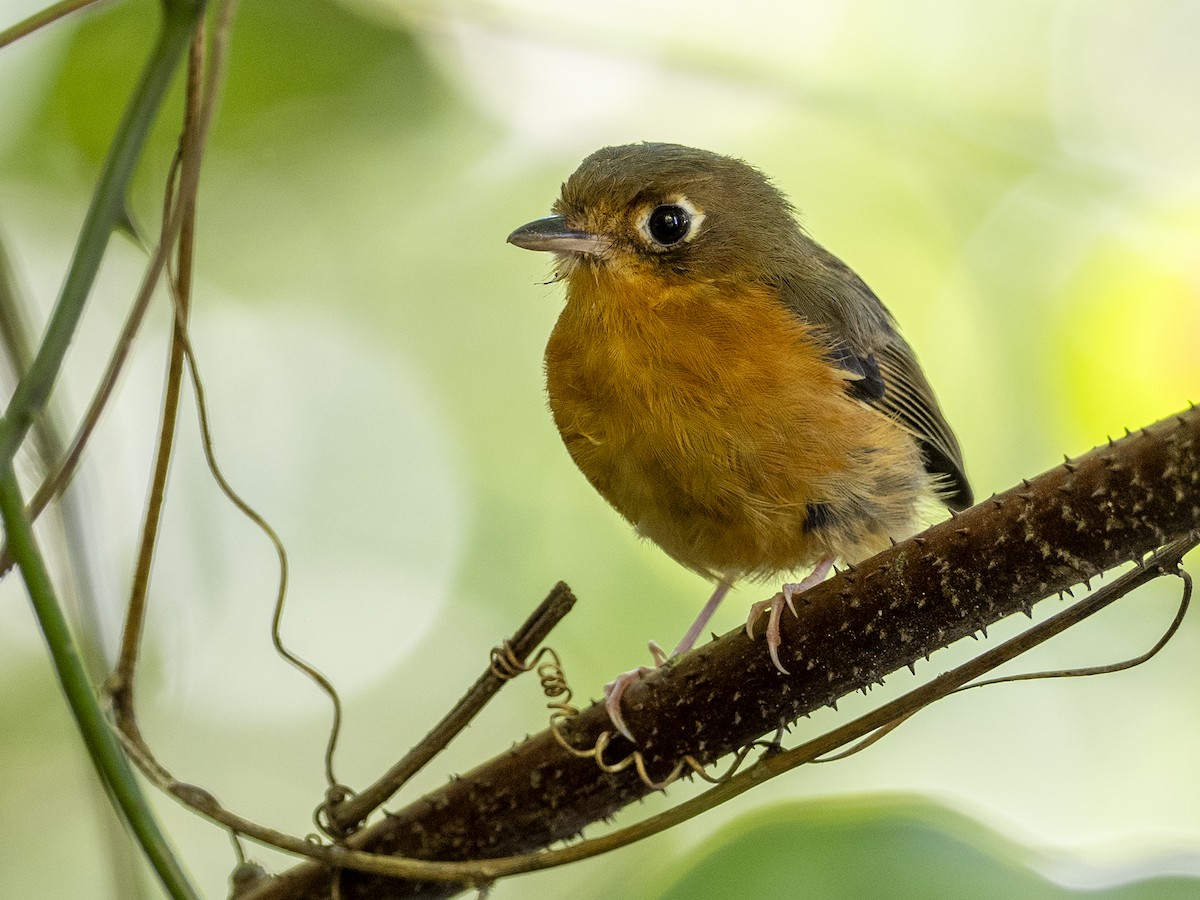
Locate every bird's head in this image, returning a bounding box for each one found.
[508,143,805,287]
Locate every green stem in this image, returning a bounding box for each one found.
[0,0,204,462]
[0,2,207,896]
[0,462,199,899]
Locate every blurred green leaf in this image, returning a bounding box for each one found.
[214,0,449,143]
[3,0,448,176]
[654,798,1200,900]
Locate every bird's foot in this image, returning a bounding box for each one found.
[603,640,669,742]
[745,558,835,674]
[744,587,801,674]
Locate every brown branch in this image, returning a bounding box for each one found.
[0,0,113,50]
[111,15,206,711]
[244,406,1200,900]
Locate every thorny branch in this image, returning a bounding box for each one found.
[240,405,1199,900]
[2,4,1196,898]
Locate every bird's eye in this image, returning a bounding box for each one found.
[646,204,692,246]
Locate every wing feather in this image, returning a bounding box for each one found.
[777,237,973,511]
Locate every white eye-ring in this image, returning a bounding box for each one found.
[638,196,705,249]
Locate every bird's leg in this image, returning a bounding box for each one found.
[604,576,734,742]
[670,576,734,656]
[745,556,835,675]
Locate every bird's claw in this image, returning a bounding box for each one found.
[647,640,669,667]
[745,559,836,674]
[744,591,793,674]
[604,640,667,742]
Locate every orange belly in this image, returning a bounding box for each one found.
[545,264,930,581]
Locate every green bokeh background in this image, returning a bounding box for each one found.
[0,0,1198,897]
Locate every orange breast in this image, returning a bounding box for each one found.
[544,263,929,581]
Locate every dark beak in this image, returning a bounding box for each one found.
[507,215,606,256]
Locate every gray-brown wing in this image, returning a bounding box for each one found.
[871,339,972,510]
[777,237,973,511]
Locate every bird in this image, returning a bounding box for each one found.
[507,143,971,741]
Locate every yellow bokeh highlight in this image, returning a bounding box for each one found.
[1052,199,1200,442]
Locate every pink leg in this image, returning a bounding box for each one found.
[604,575,734,742]
[671,576,734,656]
[745,557,835,675]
